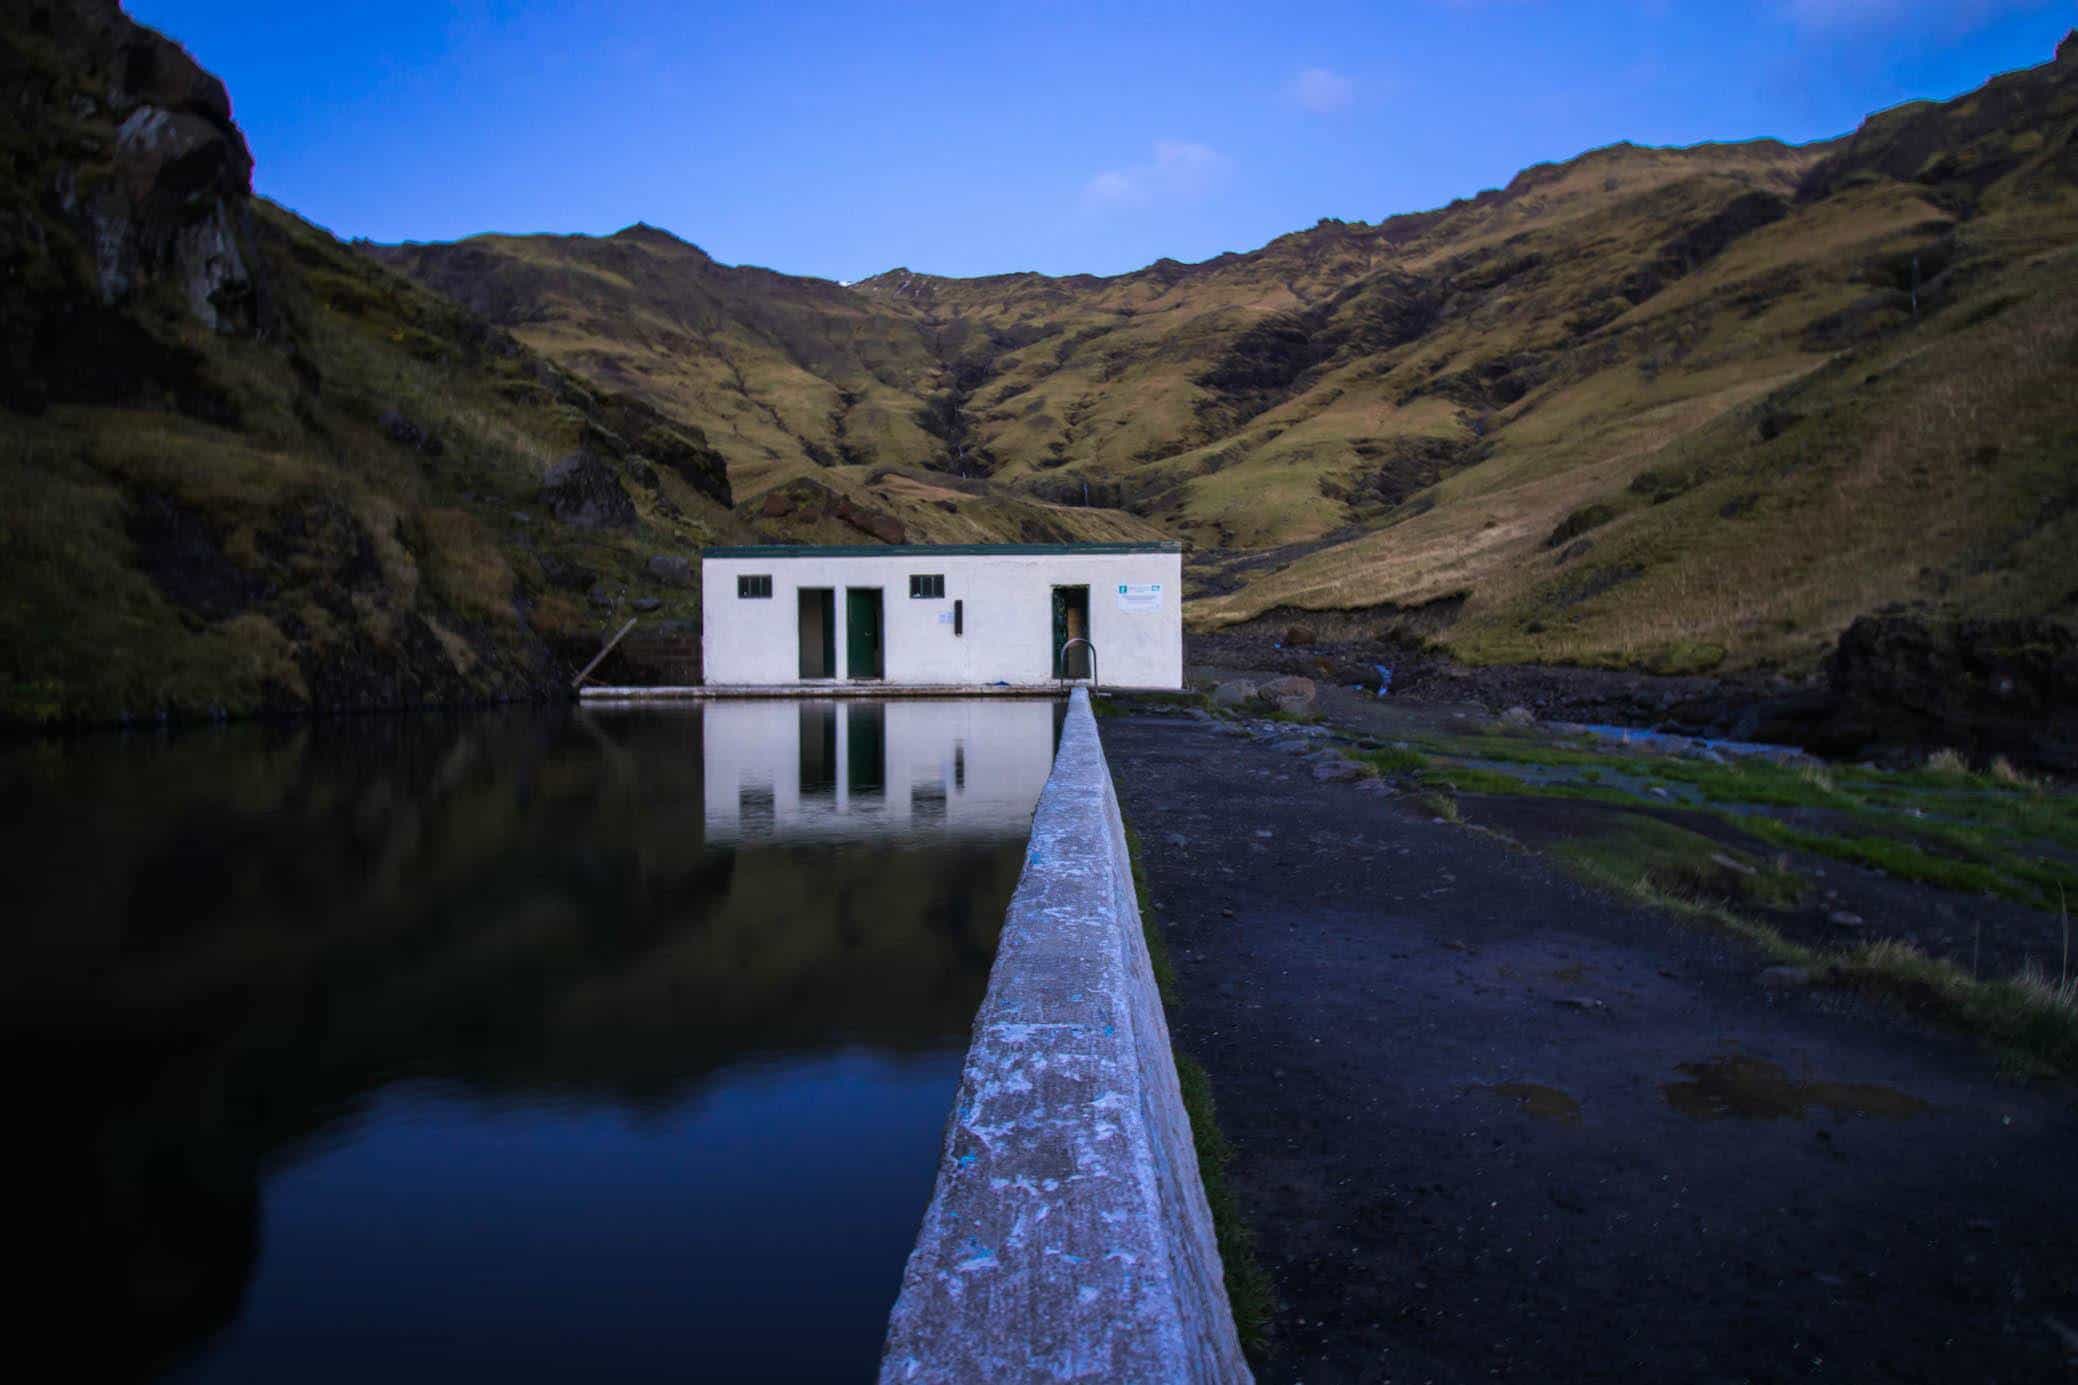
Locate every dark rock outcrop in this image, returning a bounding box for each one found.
[1796,29,2078,208]
[535,553,594,592]
[571,393,731,508]
[758,477,907,544]
[11,2,261,330]
[378,408,443,455]
[125,492,270,620]
[1255,675,1318,714]
[539,451,637,530]
[1,0,274,418]
[646,553,692,587]
[1814,616,2078,770]
[628,422,730,505]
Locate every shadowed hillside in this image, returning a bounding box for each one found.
[381,35,2078,680]
[0,0,771,723]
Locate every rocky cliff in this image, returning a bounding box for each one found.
[1,0,263,412]
[0,0,750,725]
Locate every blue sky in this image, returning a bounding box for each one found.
[129,0,2074,282]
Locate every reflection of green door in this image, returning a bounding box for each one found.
[845,588,883,679]
[846,701,885,794]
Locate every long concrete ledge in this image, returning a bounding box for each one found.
[879,688,1250,1382]
[578,683,1076,700]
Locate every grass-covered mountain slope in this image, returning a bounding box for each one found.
[1194,36,2078,676]
[363,225,1169,551]
[5,3,2073,727]
[0,2,743,724]
[383,35,2078,681]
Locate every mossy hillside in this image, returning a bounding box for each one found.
[0,189,754,724]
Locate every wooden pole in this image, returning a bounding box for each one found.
[572,617,639,690]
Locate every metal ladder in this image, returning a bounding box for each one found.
[1057,637,1099,691]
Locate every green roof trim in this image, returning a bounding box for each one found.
[700,542,1182,559]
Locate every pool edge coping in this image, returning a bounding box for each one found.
[877,686,1251,1383]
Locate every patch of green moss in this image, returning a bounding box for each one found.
[1353,745,1428,775]
[1736,818,2060,910]
[1561,824,2078,1079]
[1420,764,1541,796]
[1174,1051,1277,1360]
[1391,732,2077,912]
[1118,815,1274,1360]
[1643,640,1728,674]
[1555,814,1805,913]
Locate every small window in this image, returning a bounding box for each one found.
[737,574,772,599]
[909,573,945,599]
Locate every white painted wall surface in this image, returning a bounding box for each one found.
[701,550,1183,689]
[701,698,1058,843]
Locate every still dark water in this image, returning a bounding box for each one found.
[6,698,1061,1383]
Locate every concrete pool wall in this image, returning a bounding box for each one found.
[879,688,1250,1383]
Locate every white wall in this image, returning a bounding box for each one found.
[701,549,1183,689]
[702,698,1059,843]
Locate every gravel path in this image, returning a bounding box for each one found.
[1103,707,2078,1384]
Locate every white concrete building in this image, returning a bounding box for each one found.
[698,544,1183,691]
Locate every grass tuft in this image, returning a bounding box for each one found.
[1926,747,1971,777]
[1416,789,1462,822]
[1353,744,1429,776]
[1834,940,2078,1078]
[1989,754,2040,790]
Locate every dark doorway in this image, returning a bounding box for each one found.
[797,589,835,679]
[845,588,884,680]
[798,703,837,796]
[1051,585,1091,679]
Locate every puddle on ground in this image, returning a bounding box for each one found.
[1483,1081,1582,1124]
[1662,1056,1930,1121]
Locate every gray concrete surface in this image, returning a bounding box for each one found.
[879,688,1250,1383]
[578,683,1074,699]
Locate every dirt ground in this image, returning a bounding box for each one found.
[1102,705,2078,1384]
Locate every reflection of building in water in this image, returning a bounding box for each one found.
[703,699,1057,842]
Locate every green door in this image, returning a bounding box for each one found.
[845,587,883,679]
